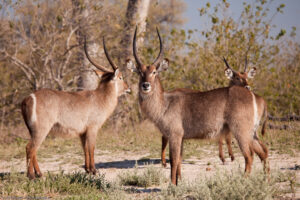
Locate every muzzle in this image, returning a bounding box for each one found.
[141,82,151,93]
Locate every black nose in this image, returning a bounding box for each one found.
[142,82,150,89]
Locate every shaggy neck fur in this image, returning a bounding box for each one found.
[139,77,167,123]
[95,74,118,114]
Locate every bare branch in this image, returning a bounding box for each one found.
[268,114,300,122]
[4,50,37,89]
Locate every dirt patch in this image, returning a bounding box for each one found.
[1,148,299,198]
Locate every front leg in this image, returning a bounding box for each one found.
[80,133,90,173]
[161,136,168,167]
[86,128,98,175]
[169,135,183,185]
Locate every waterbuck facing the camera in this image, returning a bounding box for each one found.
[127,27,268,185]
[216,57,268,164]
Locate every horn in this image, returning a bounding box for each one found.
[244,56,248,72]
[223,57,232,70]
[84,36,112,73]
[103,37,118,71]
[133,26,143,67]
[152,27,164,67]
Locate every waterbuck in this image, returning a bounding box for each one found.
[21,37,130,179]
[216,57,268,164]
[160,57,268,167]
[127,27,269,185]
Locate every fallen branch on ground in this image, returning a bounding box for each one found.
[268,114,300,122]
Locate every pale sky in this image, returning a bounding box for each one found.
[183,0,300,42]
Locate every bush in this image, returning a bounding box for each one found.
[160,169,295,200]
[0,171,126,199]
[118,164,167,188]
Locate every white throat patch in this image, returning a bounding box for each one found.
[30,93,37,123]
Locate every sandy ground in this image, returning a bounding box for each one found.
[1,149,299,198]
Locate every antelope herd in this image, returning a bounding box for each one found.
[21,26,269,185]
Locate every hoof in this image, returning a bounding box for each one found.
[85,167,90,174]
[231,156,235,162]
[220,158,225,164]
[90,168,97,175]
[27,173,35,180]
[162,162,167,168]
[35,171,43,178]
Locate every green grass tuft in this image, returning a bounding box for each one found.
[118,165,167,188]
[160,169,296,200]
[0,171,127,199]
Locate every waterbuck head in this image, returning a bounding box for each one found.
[126,27,169,95]
[223,57,256,90]
[84,37,130,96]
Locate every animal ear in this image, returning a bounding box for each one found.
[157,58,169,72]
[224,68,233,79]
[93,69,105,78]
[126,59,138,73]
[113,68,120,80]
[247,67,256,79]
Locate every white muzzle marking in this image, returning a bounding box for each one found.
[30,94,37,123]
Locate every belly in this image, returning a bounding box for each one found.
[49,122,86,138]
[182,118,224,139]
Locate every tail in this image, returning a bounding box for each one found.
[261,102,268,136]
[21,95,35,136]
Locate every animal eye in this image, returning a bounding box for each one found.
[153,71,156,74]
[119,76,123,80]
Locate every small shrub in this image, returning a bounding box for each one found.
[160,169,295,200]
[0,171,122,199]
[118,165,167,188]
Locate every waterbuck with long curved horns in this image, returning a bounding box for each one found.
[127,27,269,185]
[22,37,130,179]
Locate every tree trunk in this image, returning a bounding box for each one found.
[72,0,99,91]
[120,0,150,75]
[110,0,150,129]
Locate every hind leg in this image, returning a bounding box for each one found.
[244,145,254,174]
[225,133,235,162]
[161,136,168,167]
[252,139,269,173]
[33,153,42,177]
[218,135,225,164]
[26,141,35,179]
[234,134,254,174]
[26,129,48,179]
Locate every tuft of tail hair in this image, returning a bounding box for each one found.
[261,102,268,136]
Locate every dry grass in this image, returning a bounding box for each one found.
[160,169,297,200]
[0,121,299,199]
[118,164,168,188]
[0,121,299,164]
[0,167,296,200]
